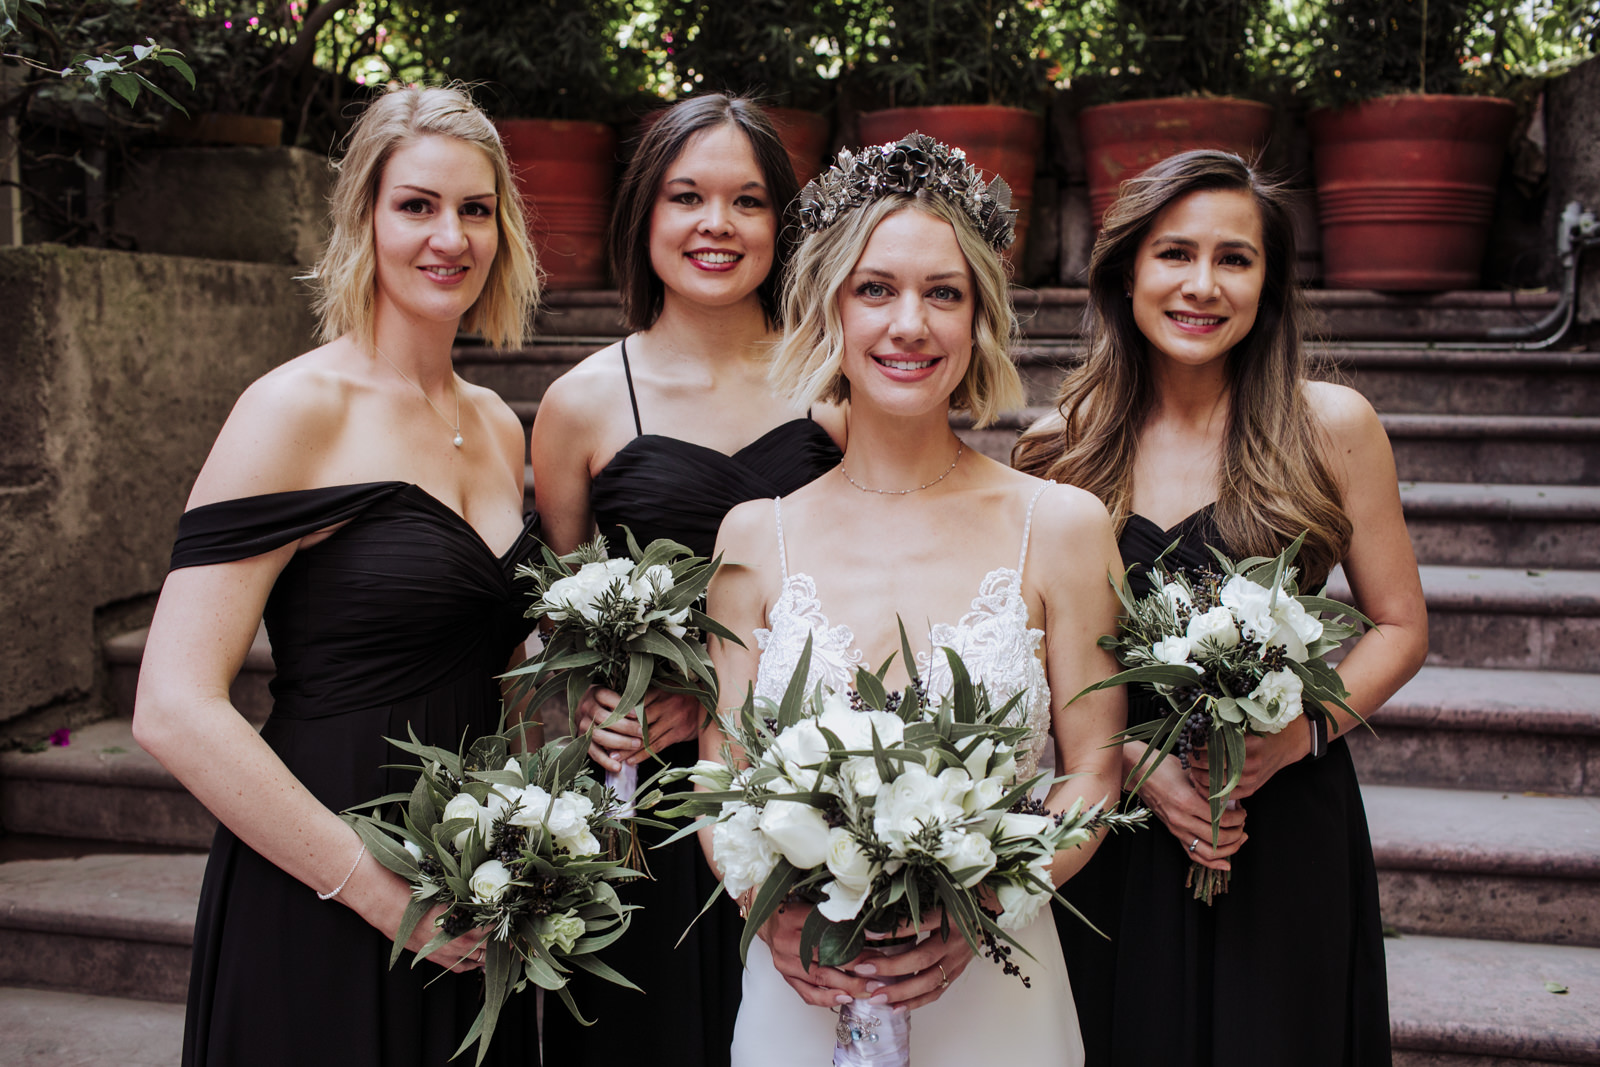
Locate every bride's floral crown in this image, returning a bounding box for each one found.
[795,132,1017,251]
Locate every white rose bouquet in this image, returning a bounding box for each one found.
[345,725,640,1065]
[1072,532,1371,903]
[505,530,740,812]
[651,630,1146,1067]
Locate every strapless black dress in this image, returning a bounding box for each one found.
[172,482,542,1067]
[540,400,842,1067]
[1056,508,1391,1067]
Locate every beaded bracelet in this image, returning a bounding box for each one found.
[317,841,367,901]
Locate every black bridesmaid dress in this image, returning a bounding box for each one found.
[540,340,842,1067]
[174,481,542,1067]
[1057,507,1391,1067]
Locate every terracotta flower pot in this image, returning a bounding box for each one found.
[1078,97,1275,226]
[497,119,619,291]
[1309,95,1516,291]
[858,105,1043,266]
[766,108,831,189]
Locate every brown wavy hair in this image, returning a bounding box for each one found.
[1012,150,1350,579]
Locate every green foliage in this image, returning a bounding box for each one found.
[425,0,647,121]
[1065,0,1284,103]
[851,0,1059,110]
[645,0,848,110]
[2,0,198,116]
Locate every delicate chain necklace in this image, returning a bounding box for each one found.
[840,442,963,496]
[374,346,463,447]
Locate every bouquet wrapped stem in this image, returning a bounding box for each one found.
[1072,532,1372,903]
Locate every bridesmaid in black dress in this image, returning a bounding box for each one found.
[133,86,543,1066]
[531,94,845,1067]
[1013,150,1429,1066]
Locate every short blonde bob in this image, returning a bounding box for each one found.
[307,84,539,349]
[770,192,1025,427]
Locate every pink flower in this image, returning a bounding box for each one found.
[48,727,70,747]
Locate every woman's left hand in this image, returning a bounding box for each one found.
[1188,726,1312,800]
[845,914,977,1012]
[577,687,702,769]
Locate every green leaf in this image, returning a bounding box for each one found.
[389,895,431,968]
[1544,980,1569,994]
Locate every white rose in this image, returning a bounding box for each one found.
[767,721,829,790]
[818,877,873,922]
[545,796,589,840]
[995,879,1049,928]
[997,811,1052,840]
[1245,669,1305,734]
[990,744,1018,785]
[1262,597,1323,662]
[1160,581,1192,613]
[838,755,884,798]
[874,765,961,852]
[936,829,997,888]
[824,827,874,892]
[556,827,602,857]
[1150,635,1199,669]
[442,793,483,851]
[965,774,1007,814]
[713,805,778,897]
[664,606,691,639]
[1220,574,1276,640]
[402,839,425,864]
[637,564,675,599]
[1186,606,1240,652]
[506,785,554,829]
[469,859,512,903]
[536,910,586,954]
[758,799,833,870]
[960,738,996,781]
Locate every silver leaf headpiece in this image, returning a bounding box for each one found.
[795,132,1017,251]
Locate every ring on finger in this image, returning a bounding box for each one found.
[1188,837,1200,853]
[936,962,949,989]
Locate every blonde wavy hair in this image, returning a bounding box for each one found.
[306,84,539,349]
[1012,150,1351,579]
[770,193,1025,428]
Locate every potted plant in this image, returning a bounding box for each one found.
[648,0,846,186]
[432,0,646,289]
[848,0,1056,265]
[1074,0,1280,226]
[1303,0,1517,290]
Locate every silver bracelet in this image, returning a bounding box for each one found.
[317,841,367,901]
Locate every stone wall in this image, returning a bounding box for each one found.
[1544,55,1600,327]
[0,245,316,742]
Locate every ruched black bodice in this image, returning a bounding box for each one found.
[543,389,842,1067]
[1056,507,1391,1067]
[173,482,542,1067]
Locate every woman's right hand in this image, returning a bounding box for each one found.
[350,857,487,973]
[756,898,878,1007]
[1133,751,1247,871]
[575,685,701,772]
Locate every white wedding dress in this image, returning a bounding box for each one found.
[729,484,1086,1067]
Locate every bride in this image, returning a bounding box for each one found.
[703,135,1127,1065]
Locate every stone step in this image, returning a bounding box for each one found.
[1387,934,1600,1064]
[1385,415,1600,487]
[0,987,184,1066]
[1349,666,1600,796]
[0,719,216,849]
[454,338,608,400]
[1401,483,1600,568]
[1364,785,1600,947]
[0,853,203,1003]
[526,288,1566,343]
[1330,564,1600,673]
[1319,347,1600,417]
[105,624,273,723]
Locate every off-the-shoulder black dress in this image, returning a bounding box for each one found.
[172,482,542,1067]
[540,340,842,1067]
[1056,507,1391,1067]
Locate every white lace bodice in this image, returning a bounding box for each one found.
[753,484,1054,780]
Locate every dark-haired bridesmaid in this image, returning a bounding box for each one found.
[1014,150,1427,1067]
[531,94,844,1067]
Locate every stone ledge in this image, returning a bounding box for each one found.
[1364,785,1600,879]
[1328,565,1600,617]
[1382,415,1600,440]
[1401,483,1600,521]
[0,986,184,1065]
[1374,667,1600,736]
[0,719,184,789]
[0,853,204,944]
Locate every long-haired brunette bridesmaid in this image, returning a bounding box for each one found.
[532,94,844,1067]
[1014,150,1427,1067]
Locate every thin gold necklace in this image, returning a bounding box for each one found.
[840,442,963,495]
[374,346,463,447]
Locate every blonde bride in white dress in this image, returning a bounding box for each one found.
[703,135,1127,1066]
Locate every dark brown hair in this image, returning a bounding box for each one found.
[1013,150,1351,580]
[609,94,800,331]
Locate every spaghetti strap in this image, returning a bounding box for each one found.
[772,497,789,583]
[1016,482,1051,579]
[620,337,643,437]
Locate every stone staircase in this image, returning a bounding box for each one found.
[2,289,1597,1064]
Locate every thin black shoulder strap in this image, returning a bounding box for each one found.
[620,337,643,437]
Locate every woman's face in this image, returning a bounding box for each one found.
[1129,188,1266,371]
[838,207,975,417]
[372,134,499,326]
[648,123,777,310]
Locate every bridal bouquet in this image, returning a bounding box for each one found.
[346,726,639,1064]
[1072,533,1370,902]
[505,530,738,812]
[654,632,1146,1066]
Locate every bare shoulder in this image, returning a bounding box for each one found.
[537,341,626,421]
[1303,379,1382,445]
[1023,476,1114,543]
[717,495,779,558]
[188,345,352,507]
